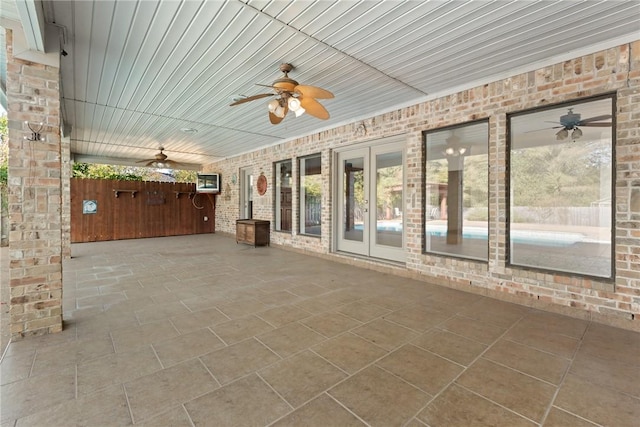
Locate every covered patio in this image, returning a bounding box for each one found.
[1,234,638,426]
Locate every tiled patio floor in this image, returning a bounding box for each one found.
[1,234,639,426]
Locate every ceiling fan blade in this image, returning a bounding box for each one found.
[580,122,612,127]
[295,85,334,99]
[230,93,273,106]
[136,159,153,163]
[300,97,330,120]
[579,114,612,124]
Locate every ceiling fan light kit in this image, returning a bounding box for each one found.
[136,147,180,168]
[551,108,611,141]
[230,63,333,124]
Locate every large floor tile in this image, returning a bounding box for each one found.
[554,374,640,426]
[168,307,229,334]
[483,339,570,385]
[0,353,35,385]
[413,328,488,366]
[522,310,589,338]
[152,328,225,367]
[259,350,347,407]
[272,393,366,427]
[328,365,430,426]
[135,300,192,324]
[210,315,274,345]
[337,300,391,322]
[456,358,556,423]
[505,322,581,359]
[137,405,193,427]
[0,371,76,422]
[312,332,387,374]
[461,298,529,329]
[418,383,535,426]
[125,358,219,423]
[77,345,162,395]
[184,374,291,426]
[543,407,599,427]
[31,335,115,377]
[257,305,313,327]
[376,344,463,395]
[351,318,419,351]
[15,384,132,427]
[215,299,271,319]
[440,315,506,345]
[257,322,326,358]
[110,319,179,353]
[382,305,452,332]
[569,351,640,398]
[300,312,362,338]
[200,338,281,385]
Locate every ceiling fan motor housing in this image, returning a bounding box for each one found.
[560,110,581,128]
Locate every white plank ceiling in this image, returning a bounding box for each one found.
[2,0,639,169]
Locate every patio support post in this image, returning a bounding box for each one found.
[5,29,64,339]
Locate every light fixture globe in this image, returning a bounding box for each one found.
[268,99,279,112]
[556,128,569,140]
[288,97,305,117]
[571,127,582,139]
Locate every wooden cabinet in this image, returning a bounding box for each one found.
[236,219,270,247]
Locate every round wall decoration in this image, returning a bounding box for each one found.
[257,173,267,196]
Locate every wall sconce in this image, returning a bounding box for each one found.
[24,121,45,141]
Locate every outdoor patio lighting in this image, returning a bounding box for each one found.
[556,128,569,140]
[24,121,45,141]
[571,127,582,139]
[288,97,306,117]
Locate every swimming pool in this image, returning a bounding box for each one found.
[353,222,598,247]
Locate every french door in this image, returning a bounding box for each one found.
[336,140,405,262]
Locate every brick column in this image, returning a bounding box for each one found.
[6,29,64,339]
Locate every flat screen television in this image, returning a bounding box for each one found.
[196,173,220,193]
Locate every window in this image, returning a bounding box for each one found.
[424,121,489,261]
[274,159,292,232]
[299,154,322,236]
[508,96,613,278]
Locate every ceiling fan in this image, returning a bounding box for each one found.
[230,63,334,124]
[136,147,180,168]
[549,108,612,140]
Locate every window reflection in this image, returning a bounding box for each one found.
[299,155,322,236]
[509,96,613,278]
[424,121,489,261]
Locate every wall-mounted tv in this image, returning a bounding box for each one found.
[196,173,220,193]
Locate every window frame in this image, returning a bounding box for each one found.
[273,158,293,233]
[298,153,322,237]
[506,93,616,280]
[422,119,490,262]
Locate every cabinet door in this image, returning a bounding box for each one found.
[237,223,247,241]
[246,224,255,243]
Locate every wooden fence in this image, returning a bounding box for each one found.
[71,179,216,243]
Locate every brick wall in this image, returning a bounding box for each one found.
[206,41,640,331]
[6,29,64,339]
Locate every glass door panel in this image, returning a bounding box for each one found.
[374,151,403,247]
[370,146,405,262]
[337,149,369,256]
